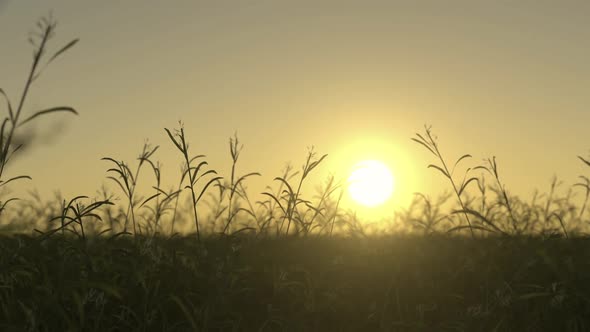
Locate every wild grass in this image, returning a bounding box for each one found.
[0,14,78,217]
[2,16,590,331]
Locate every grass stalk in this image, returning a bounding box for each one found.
[222,133,260,234]
[412,125,479,237]
[0,14,79,216]
[475,157,519,234]
[165,124,222,243]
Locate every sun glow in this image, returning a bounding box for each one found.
[347,160,394,207]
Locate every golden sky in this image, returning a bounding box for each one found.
[2,1,590,217]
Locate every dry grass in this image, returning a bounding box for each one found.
[2,15,590,331]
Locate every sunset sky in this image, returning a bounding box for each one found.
[2,1,590,218]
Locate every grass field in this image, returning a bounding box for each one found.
[2,233,590,331]
[2,15,590,331]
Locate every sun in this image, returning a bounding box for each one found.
[347,160,394,207]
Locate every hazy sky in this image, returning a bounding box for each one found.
[2,1,590,217]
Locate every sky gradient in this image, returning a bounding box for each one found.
[2,1,590,218]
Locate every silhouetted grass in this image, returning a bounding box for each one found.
[2,233,590,331]
[2,15,590,332]
[0,14,79,216]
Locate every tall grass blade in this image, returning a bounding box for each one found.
[579,156,590,167]
[458,177,478,197]
[47,38,79,65]
[451,154,472,176]
[411,138,436,155]
[195,176,223,202]
[140,193,161,208]
[164,128,183,153]
[0,175,32,187]
[427,164,451,179]
[0,89,13,122]
[17,106,77,127]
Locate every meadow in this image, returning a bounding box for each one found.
[2,16,590,331]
